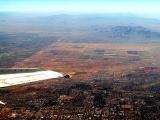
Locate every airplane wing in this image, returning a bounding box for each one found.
[0,70,63,88]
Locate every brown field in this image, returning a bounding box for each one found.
[13,42,158,79]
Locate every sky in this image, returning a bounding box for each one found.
[0,0,160,17]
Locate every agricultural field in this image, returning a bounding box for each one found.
[14,42,156,78]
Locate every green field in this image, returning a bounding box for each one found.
[94,49,113,54]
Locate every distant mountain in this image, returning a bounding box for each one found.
[0,13,160,43]
[109,26,160,40]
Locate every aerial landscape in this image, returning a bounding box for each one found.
[0,0,160,120]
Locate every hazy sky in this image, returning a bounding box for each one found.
[0,0,160,16]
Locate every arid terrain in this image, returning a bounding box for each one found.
[14,42,154,76]
[0,14,160,120]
